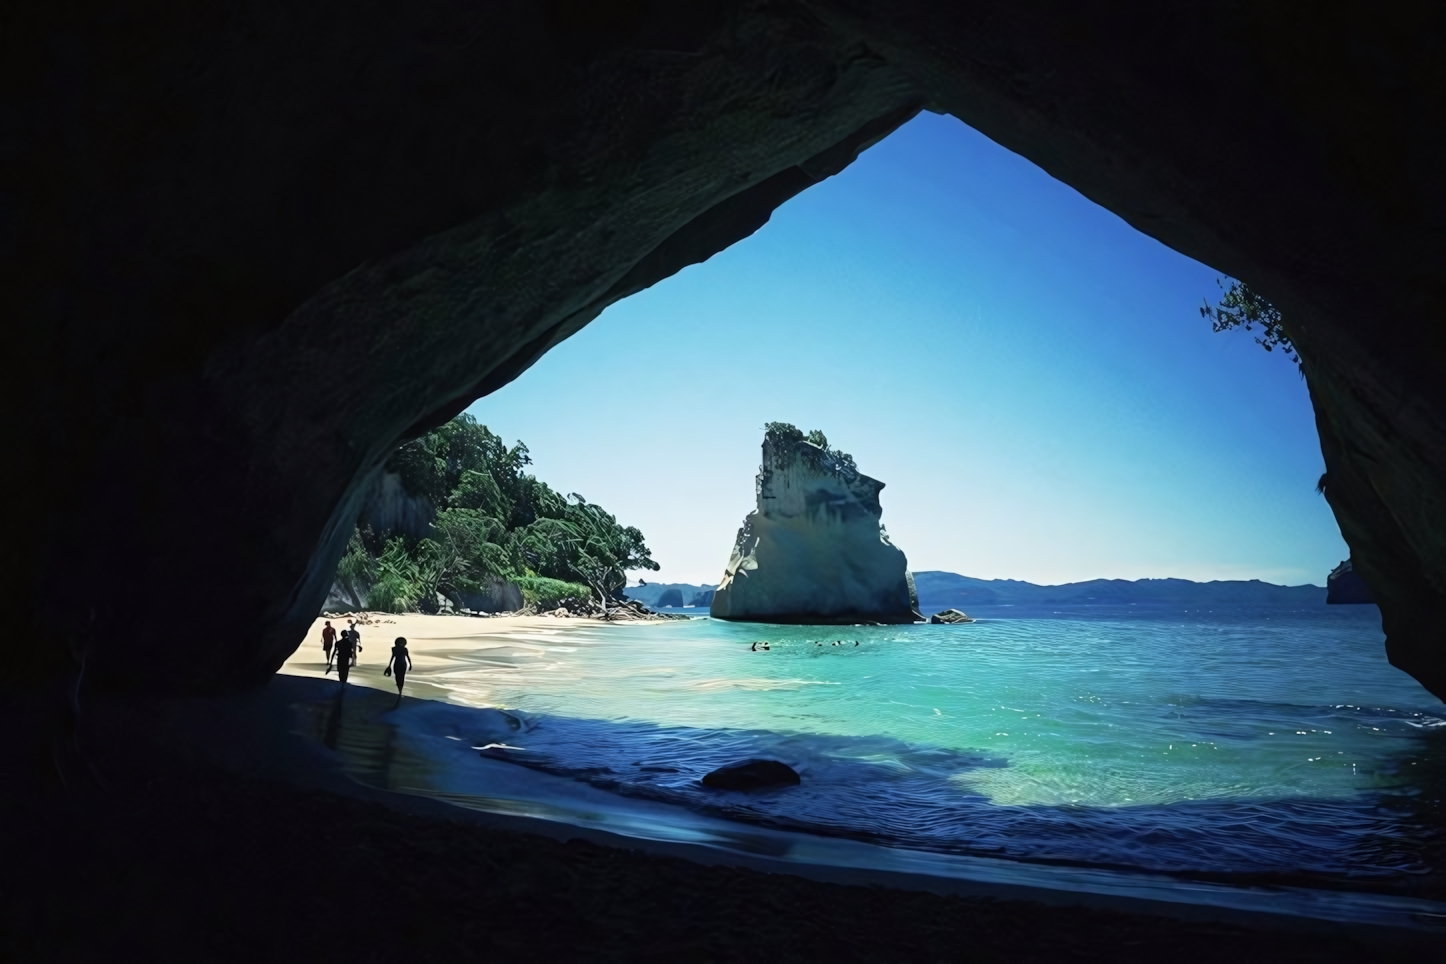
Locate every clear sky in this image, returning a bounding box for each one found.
[468,112,1346,588]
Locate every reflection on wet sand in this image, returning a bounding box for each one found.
[282,676,1446,932]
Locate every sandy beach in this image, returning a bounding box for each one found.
[285,611,658,702]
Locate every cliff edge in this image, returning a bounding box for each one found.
[711,425,918,624]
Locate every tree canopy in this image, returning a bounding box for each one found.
[1201,278,1298,367]
[337,415,658,612]
[763,421,858,474]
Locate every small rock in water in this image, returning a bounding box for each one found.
[701,759,800,791]
[930,608,975,624]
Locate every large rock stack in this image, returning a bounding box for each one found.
[711,425,918,624]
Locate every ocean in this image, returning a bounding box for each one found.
[293,605,1445,904]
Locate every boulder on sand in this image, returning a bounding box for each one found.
[711,424,919,624]
[445,576,524,614]
[701,759,801,791]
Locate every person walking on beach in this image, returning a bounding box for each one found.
[321,621,336,664]
[325,626,347,675]
[348,621,362,667]
[334,629,357,685]
[384,637,412,705]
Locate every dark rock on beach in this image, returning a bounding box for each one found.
[702,759,801,792]
[446,577,525,614]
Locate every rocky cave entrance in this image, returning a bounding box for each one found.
[9,3,1446,702]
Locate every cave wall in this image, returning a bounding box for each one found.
[4,1,1444,698]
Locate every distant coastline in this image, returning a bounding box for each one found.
[630,572,1354,614]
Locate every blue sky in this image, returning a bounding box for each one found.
[468,112,1346,587]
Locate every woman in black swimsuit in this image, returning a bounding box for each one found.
[386,637,412,704]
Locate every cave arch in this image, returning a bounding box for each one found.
[7,2,1445,698]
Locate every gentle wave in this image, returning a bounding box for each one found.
[310,607,1446,890]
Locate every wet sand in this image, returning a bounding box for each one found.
[2,674,1410,962]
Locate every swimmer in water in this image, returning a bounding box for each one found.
[750,642,757,651]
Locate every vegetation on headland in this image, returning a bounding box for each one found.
[1201,278,1297,367]
[763,421,859,475]
[336,415,658,613]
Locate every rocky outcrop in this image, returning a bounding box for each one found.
[445,577,525,615]
[8,3,1446,699]
[1327,560,1376,605]
[930,609,975,624]
[322,581,364,614]
[701,759,801,792]
[655,588,686,609]
[711,427,917,624]
[360,472,436,543]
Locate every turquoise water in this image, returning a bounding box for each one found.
[369,606,1446,887]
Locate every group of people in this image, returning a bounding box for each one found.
[748,639,860,652]
[320,619,362,681]
[319,619,412,700]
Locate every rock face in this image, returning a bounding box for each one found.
[711,427,917,624]
[1327,560,1377,605]
[445,578,525,615]
[701,759,801,792]
[7,3,1446,699]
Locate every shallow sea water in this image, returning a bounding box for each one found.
[303,606,1446,892]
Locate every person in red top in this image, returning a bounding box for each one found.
[321,621,337,666]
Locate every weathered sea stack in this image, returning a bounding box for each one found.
[711,424,919,624]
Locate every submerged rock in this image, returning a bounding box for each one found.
[929,608,975,624]
[701,759,800,792]
[711,425,918,625]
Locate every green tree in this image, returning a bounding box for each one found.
[765,421,858,474]
[1201,278,1298,367]
[336,414,658,610]
[334,530,373,610]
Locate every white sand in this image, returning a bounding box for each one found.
[282,611,614,702]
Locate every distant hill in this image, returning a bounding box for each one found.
[627,573,1338,615]
[912,571,1328,613]
[625,582,716,609]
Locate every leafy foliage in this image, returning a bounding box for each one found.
[1201,278,1298,367]
[763,421,858,474]
[514,576,594,610]
[342,414,658,612]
